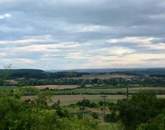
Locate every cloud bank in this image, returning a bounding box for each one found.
[0,0,165,69]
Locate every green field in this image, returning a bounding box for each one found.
[47,86,165,95]
[51,95,126,105]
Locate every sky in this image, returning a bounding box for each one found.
[0,0,165,70]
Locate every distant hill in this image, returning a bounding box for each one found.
[0,69,47,79]
[0,68,165,79]
[60,68,165,76]
[123,68,165,76]
[63,68,117,73]
[0,69,86,79]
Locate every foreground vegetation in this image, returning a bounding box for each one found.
[0,89,121,130]
[0,87,165,130]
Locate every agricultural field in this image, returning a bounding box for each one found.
[23,93,165,106]
[22,86,165,105]
[34,85,79,89]
[50,94,165,105]
[23,94,126,105]
[51,95,126,105]
[45,86,165,95]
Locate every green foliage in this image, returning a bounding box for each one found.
[117,92,165,130]
[1,86,165,130]
[77,99,98,108]
[137,113,165,130]
[0,93,101,130]
[56,107,70,118]
[105,112,118,122]
[91,112,99,119]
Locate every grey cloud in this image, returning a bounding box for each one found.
[0,0,165,69]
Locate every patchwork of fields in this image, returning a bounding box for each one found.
[25,85,165,105]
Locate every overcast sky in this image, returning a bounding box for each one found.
[0,0,165,70]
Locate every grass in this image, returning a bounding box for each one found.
[50,95,126,105]
[49,87,165,95]
[23,94,126,105]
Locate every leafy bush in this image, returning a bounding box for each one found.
[117,92,165,130]
[137,113,165,130]
[0,94,100,130]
